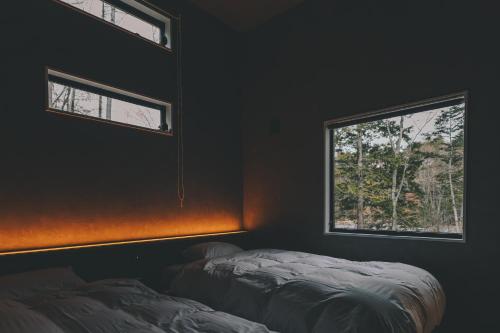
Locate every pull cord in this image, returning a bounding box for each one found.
[176,15,185,208]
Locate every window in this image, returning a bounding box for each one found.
[46,68,172,134]
[325,93,467,241]
[57,0,172,49]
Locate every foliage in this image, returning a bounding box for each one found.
[333,105,465,234]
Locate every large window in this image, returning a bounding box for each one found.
[46,68,172,134]
[56,0,172,49]
[325,93,467,240]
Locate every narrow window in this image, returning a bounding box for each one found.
[325,93,467,241]
[57,0,172,49]
[47,68,172,134]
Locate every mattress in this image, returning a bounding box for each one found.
[169,249,445,333]
[0,277,274,333]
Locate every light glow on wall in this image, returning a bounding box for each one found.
[0,213,243,255]
[0,231,246,256]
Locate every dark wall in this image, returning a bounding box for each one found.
[2,0,499,330]
[0,0,243,253]
[0,231,251,289]
[241,1,500,331]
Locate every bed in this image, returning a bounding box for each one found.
[0,267,274,333]
[168,247,446,333]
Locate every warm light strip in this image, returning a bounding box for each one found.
[0,231,246,256]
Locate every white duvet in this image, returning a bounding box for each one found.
[0,278,274,333]
[170,249,445,333]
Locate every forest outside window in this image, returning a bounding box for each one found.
[46,68,172,134]
[57,0,172,49]
[325,93,467,240]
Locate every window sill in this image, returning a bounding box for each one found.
[46,108,174,137]
[323,231,466,243]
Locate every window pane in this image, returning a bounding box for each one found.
[49,81,163,131]
[60,0,162,44]
[331,99,465,237]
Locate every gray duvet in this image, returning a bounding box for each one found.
[0,278,274,333]
[170,249,445,333]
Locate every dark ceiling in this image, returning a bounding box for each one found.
[189,0,305,31]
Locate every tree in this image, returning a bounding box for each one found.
[334,123,381,229]
[432,105,465,231]
[356,124,364,228]
[70,87,76,112]
[333,106,464,234]
[102,2,115,120]
[376,112,437,230]
[98,96,103,118]
[383,116,407,229]
[415,140,447,231]
[334,127,363,228]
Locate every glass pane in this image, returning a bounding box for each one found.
[49,81,163,131]
[332,102,465,236]
[60,0,162,44]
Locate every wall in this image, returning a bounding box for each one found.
[0,0,243,253]
[241,1,500,331]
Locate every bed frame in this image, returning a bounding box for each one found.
[0,232,252,290]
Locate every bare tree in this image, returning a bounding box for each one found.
[48,82,54,108]
[102,2,115,120]
[386,116,404,230]
[417,154,445,231]
[433,106,464,230]
[447,117,459,228]
[356,124,364,228]
[98,96,103,118]
[105,97,112,120]
[385,113,436,230]
[69,87,76,112]
[60,86,72,111]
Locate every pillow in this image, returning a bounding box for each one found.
[182,242,243,261]
[0,267,85,300]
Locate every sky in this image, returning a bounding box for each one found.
[61,0,161,43]
[335,104,465,152]
[50,82,162,130]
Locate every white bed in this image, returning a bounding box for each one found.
[0,268,274,333]
[169,248,446,333]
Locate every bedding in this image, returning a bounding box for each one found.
[0,276,274,333]
[169,249,446,333]
[182,242,243,261]
[0,267,85,300]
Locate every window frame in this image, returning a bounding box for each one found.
[323,92,469,242]
[52,0,173,51]
[45,67,173,136]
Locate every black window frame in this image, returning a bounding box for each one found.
[46,68,172,135]
[53,0,173,50]
[101,0,168,47]
[324,92,468,242]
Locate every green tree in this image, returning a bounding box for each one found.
[432,105,465,231]
[334,123,378,229]
[374,114,432,230]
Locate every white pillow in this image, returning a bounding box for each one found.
[0,267,85,300]
[182,242,243,261]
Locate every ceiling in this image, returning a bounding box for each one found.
[189,0,305,31]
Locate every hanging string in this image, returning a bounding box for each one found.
[176,15,185,208]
